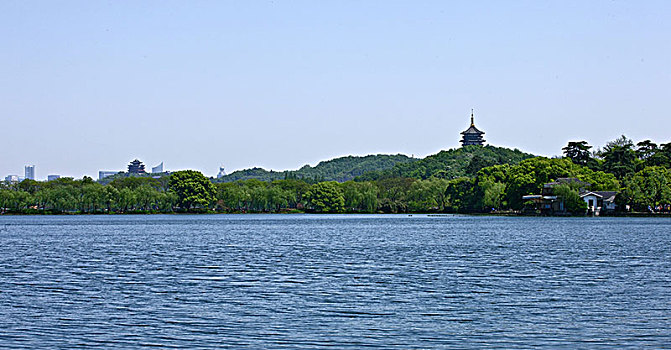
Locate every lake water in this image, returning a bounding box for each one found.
[0,215,669,348]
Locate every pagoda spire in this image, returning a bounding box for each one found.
[470,109,474,126]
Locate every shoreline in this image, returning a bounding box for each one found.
[2,211,670,218]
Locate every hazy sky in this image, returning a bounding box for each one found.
[2,1,670,179]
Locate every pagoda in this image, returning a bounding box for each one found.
[128,159,146,174]
[460,110,486,146]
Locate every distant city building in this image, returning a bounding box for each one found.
[47,175,61,181]
[152,162,164,173]
[217,165,226,178]
[128,159,146,174]
[99,171,119,180]
[4,175,19,183]
[25,165,35,180]
[460,110,486,146]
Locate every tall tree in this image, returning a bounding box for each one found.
[553,184,587,214]
[169,170,215,210]
[306,181,345,213]
[562,141,593,166]
[636,140,658,161]
[619,166,671,211]
[638,140,670,167]
[444,177,475,212]
[600,135,638,180]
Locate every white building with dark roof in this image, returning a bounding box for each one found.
[580,191,618,215]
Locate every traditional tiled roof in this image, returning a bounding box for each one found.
[580,191,618,201]
[461,124,485,135]
[460,110,486,146]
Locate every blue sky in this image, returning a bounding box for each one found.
[1,1,670,179]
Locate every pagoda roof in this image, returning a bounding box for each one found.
[460,124,485,135]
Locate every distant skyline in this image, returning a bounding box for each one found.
[2,1,670,179]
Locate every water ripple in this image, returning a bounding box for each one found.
[0,215,669,348]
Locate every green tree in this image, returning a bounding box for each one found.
[135,184,161,211]
[553,183,587,214]
[0,189,16,212]
[562,141,594,167]
[81,183,105,213]
[103,186,120,212]
[375,177,415,213]
[505,158,566,209]
[18,179,42,195]
[481,180,506,210]
[658,143,671,168]
[636,140,658,161]
[169,170,216,210]
[266,185,290,211]
[600,135,638,180]
[444,177,475,212]
[636,140,669,168]
[358,145,534,181]
[273,179,311,209]
[306,181,345,213]
[465,154,497,176]
[407,178,449,212]
[574,169,619,191]
[117,188,136,212]
[341,181,378,212]
[474,164,510,210]
[620,166,671,211]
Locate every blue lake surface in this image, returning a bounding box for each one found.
[0,214,669,348]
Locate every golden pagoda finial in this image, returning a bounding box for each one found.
[471,109,474,126]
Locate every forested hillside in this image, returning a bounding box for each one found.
[216,154,417,183]
[3,136,670,216]
[357,145,535,180]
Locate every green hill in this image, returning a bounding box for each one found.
[216,154,417,183]
[357,145,535,181]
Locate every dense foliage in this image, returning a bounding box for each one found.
[216,154,416,183]
[169,170,216,210]
[356,145,534,180]
[0,176,178,214]
[98,171,170,186]
[2,137,670,215]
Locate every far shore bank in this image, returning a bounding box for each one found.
[2,211,670,218]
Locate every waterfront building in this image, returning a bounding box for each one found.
[99,171,119,180]
[460,110,486,146]
[128,159,146,174]
[152,162,164,173]
[47,175,61,181]
[217,165,226,178]
[580,191,617,215]
[25,165,35,180]
[522,178,618,216]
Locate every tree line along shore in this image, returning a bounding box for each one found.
[1,136,670,215]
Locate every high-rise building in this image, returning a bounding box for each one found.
[128,159,146,174]
[4,175,19,183]
[460,110,486,146]
[152,162,164,173]
[99,171,119,180]
[217,165,226,178]
[25,165,35,180]
[47,175,61,181]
